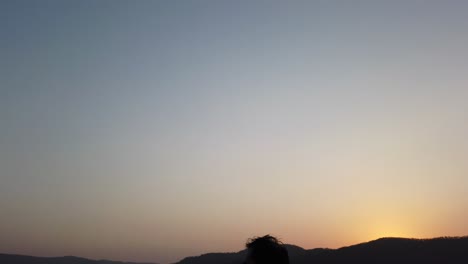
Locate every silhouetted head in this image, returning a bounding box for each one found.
[244,235,289,264]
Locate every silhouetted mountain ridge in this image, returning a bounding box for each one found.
[175,236,468,264]
[0,253,157,264]
[2,237,467,264]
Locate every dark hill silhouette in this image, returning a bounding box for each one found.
[0,254,157,264]
[2,237,467,264]
[174,236,468,264]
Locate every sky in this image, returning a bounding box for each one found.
[1,1,468,263]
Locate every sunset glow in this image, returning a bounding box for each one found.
[1,1,468,264]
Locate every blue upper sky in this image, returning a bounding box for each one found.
[1,1,468,264]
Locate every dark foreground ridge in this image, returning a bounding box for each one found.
[0,254,158,264]
[175,236,468,264]
[1,236,467,264]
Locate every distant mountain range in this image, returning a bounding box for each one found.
[175,236,468,264]
[0,254,157,264]
[2,236,467,264]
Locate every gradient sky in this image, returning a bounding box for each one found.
[1,1,468,263]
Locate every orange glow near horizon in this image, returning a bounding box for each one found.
[2,1,468,264]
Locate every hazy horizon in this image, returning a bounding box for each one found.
[3,235,468,263]
[2,1,468,264]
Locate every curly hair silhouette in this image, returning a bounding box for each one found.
[244,235,289,264]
